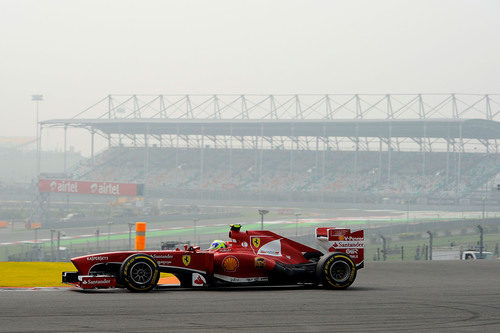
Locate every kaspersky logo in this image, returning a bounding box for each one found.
[87,256,109,261]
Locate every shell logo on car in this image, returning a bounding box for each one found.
[222,256,239,272]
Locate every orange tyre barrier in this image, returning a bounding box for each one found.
[135,222,146,250]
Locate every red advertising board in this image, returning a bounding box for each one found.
[38,179,143,196]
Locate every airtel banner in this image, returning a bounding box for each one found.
[38,179,144,196]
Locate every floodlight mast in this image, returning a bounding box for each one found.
[31,94,43,178]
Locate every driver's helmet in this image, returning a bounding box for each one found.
[208,240,227,250]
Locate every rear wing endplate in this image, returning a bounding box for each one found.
[315,227,364,268]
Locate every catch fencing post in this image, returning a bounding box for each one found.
[427,231,433,260]
[477,225,484,258]
[193,218,198,244]
[380,235,387,261]
[50,229,55,261]
[258,209,269,230]
[295,213,301,237]
[57,231,61,261]
[128,223,134,250]
[96,228,100,251]
[107,221,112,251]
[401,246,404,261]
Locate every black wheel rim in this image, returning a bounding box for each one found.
[329,261,351,283]
[130,262,153,285]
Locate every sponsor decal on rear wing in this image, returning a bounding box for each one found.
[315,228,364,268]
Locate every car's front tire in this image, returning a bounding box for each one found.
[316,252,356,289]
[120,254,160,292]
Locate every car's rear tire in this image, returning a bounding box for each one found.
[316,252,356,289]
[120,254,160,292]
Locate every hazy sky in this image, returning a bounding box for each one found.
[1,0,499,148]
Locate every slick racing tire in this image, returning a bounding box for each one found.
[316,252,356,289]
[120,254,160,292]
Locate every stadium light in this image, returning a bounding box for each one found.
[31,94,43,178]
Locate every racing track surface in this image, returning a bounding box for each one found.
[1,261,499,332]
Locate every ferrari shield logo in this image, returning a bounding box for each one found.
[252,237,261,248]
[182,255,191,266]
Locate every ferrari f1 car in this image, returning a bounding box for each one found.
[62,224,364,292]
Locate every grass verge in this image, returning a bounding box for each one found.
[0,262,177,287]
[0,262,75,287]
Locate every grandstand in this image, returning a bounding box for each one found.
[41,94,500,205]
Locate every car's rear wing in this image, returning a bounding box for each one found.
[315,227,364,268]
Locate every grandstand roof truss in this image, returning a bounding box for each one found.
[52,94,500,121]
[41,94,500,155]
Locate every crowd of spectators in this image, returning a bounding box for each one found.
[70,147,500,199]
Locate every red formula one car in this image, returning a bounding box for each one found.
[63,224,364,292]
